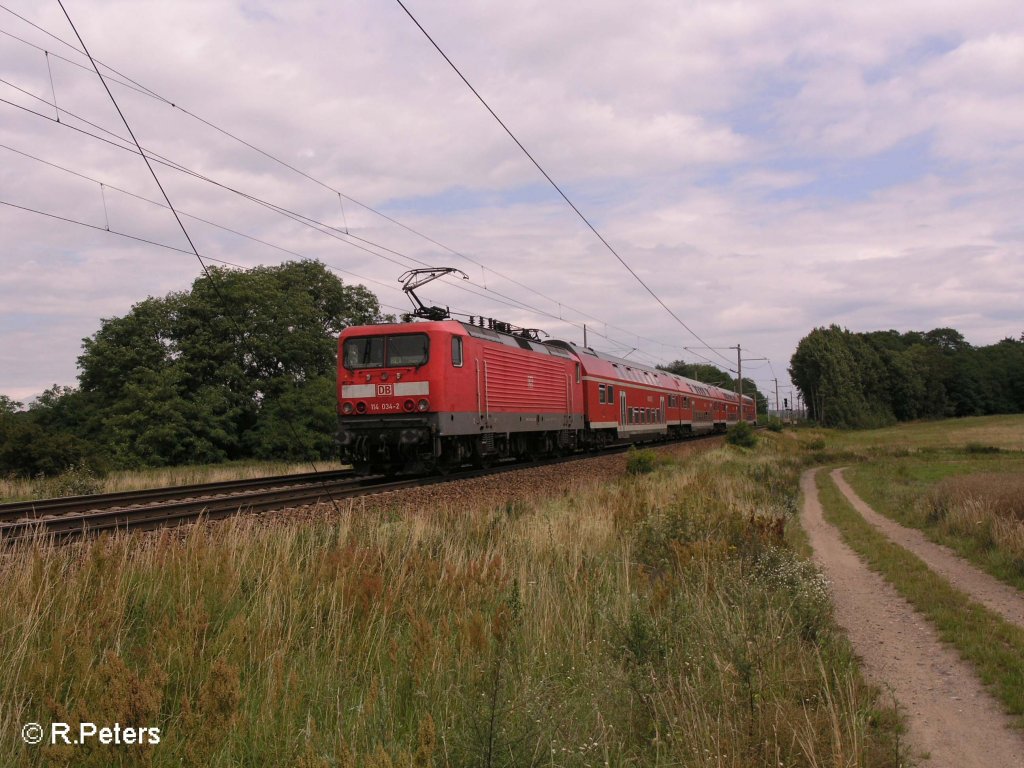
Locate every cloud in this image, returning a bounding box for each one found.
[1,0,1023,402]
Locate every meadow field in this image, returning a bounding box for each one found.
[0,434,905,767]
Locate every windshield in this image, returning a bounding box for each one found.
[343,333,429,369]
[387,334,429,367]
[344,337,384,369]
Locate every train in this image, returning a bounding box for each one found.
[336,316,756,475]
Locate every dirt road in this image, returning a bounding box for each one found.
[800,469,1024,768]
[832,468,1024,629]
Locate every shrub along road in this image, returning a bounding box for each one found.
[800,468,1024,768]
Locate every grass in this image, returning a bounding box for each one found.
[0,459,350,503]
[819,413,1024,452]
[0,436,905,767]
[845,457,1024,591]
[816,470,1024,724]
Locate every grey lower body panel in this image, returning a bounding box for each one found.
[436,411,583,436]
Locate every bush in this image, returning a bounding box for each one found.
[626,446,657,475]
[40,461,103,498]
[766,416,784,432]
[726,421,757,448]
[965,442,1002,454]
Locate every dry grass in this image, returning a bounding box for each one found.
[923,473,1024,568]
[821,413,1024,452]
[0,438,903,766]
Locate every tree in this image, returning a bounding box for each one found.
[72,260,390,469]
[789,325,893,428]
[789,325,1024,428]
[0,395,22,415]
[0,391,97,477]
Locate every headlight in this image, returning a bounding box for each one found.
[417,398,429,412]
[342,402,354,415]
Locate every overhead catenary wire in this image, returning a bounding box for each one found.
[0,171,715,376]
[54,0,349,514]
[0,11,718,366]
[390,0,735,368]
[0,96,688,367]
[0,103,704,376]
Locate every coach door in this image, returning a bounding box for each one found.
[620,390,627,426]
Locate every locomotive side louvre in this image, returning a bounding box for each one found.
[443,332,584,436]
[479,344,575,413]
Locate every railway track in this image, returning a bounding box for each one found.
[0,468,366,540]
[0,433,729,543]
[0,468,362,522]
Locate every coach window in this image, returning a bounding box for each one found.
[607,385,613,402]
[451,336,463,368]
[598,384,605,404]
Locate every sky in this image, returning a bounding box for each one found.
[1,0,1023,407]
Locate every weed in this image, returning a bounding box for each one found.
[727,420,758,448]
[39,460,103,497]
[625,446,657,475]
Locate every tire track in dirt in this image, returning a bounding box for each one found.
[800,469,1024,768]
[832,468,1024,629]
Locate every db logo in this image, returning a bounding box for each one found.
[376,384,394,396]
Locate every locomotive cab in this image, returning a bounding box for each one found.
[338,325,441,474]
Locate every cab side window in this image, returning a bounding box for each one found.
[451,336,464,367]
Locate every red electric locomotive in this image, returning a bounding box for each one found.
[338,318,584,473]
[336,268,755,474]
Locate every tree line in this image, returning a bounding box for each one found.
[789,325,1024,428]
[0,261,389,478]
